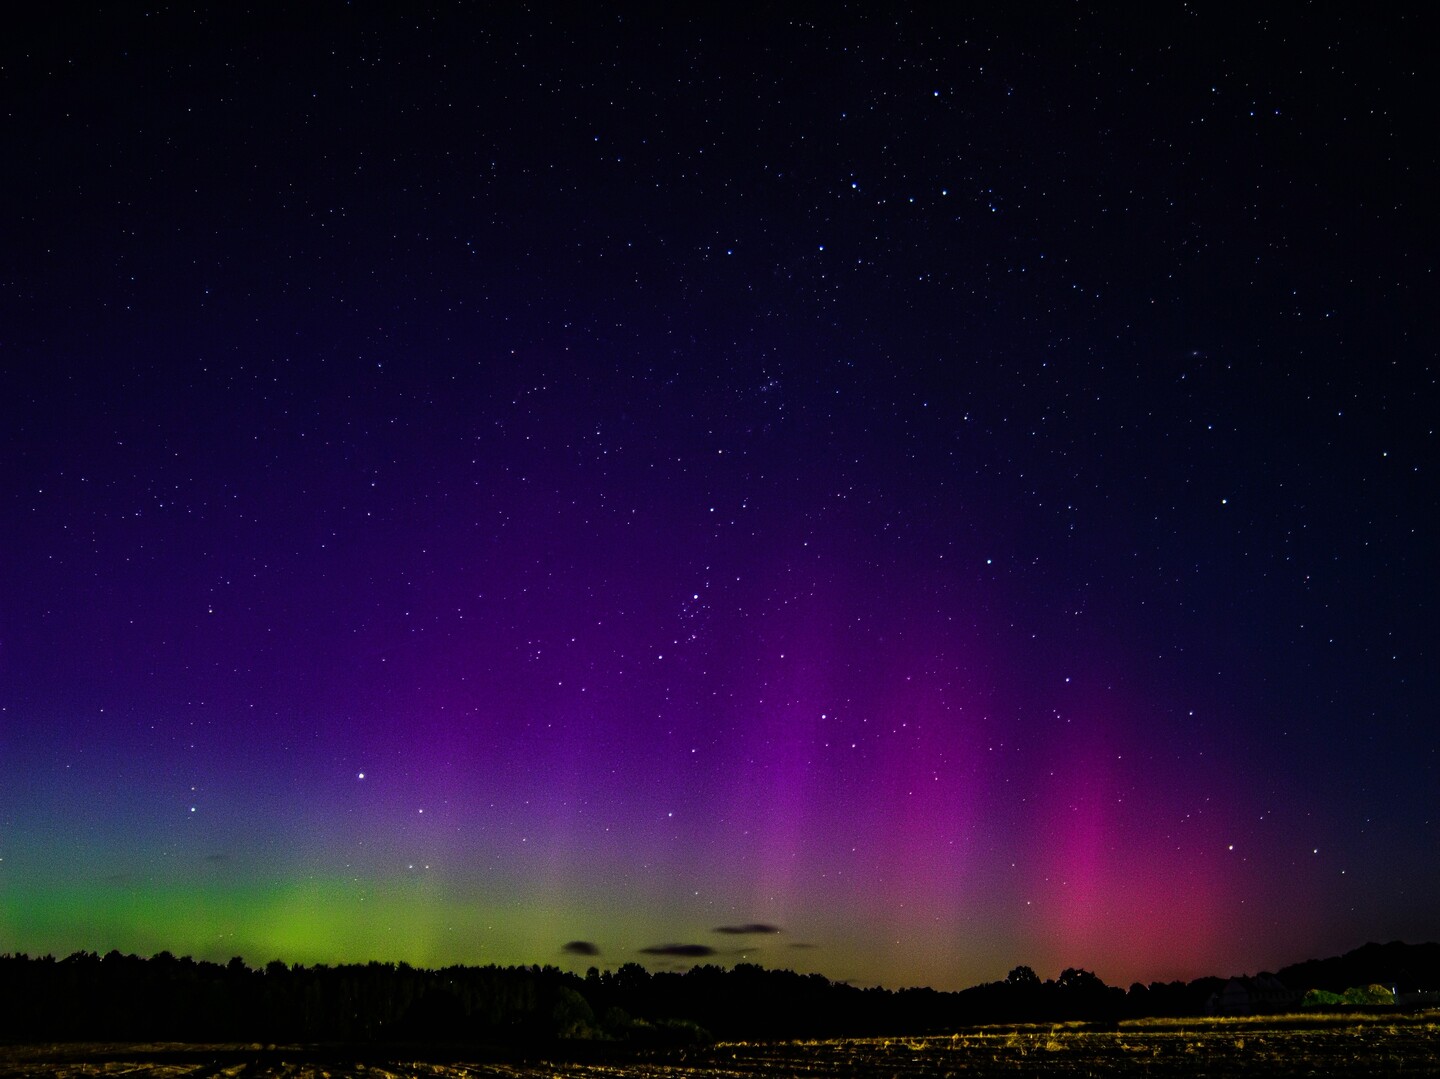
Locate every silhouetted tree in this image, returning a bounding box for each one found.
[7,945,1416,1043]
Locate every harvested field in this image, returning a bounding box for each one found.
[3,1012,1436,1077]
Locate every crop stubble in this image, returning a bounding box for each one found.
[1,1013,1436,1077]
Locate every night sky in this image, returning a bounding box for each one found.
[2,6,1435,993]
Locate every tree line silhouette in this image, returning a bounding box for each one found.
[1,941,1433,1044]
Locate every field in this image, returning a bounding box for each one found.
[3,1012,1436,1077]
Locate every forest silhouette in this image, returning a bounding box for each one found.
[1,942,1434,1045]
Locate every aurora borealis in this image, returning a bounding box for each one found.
[2,6,1435,993]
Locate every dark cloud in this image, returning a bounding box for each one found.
[713,923,781,935]
[639,943,716,958]
[562,940,600,956]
